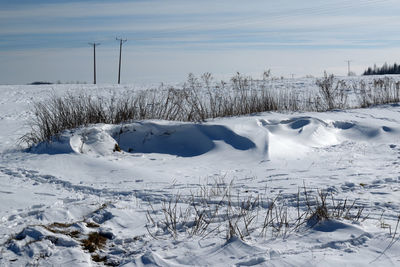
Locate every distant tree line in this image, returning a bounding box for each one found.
[363,62,400,75]
[30,81,53,85]
[28,80,88,85]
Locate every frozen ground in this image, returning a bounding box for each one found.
[0,78,400,266]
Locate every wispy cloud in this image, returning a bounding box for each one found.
[1,0,400,83]
[1,0,399,49]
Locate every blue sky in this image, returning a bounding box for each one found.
[1,0,400,84]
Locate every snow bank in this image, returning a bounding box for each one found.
[28,114,400,162]
[1,82,400,266]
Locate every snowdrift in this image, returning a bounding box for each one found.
[30,115,400,161]
[1,82,400,266]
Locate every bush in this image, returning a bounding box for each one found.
[315,72,348,110]
[354,77,400,107]
[21,73,301,146]
[145,180,367,240]
[21,72,400,146]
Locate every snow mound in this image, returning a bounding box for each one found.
[116,122,256,157]
[29,122,257,157]
[257,117,339,158]
[131,251,179,267]
[332,120,399,140]
[31,125,117,156]
[28,114,400,160]
[2,81,400,266]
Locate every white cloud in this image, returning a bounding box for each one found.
[1,0,400,84]
[0,0,269,19]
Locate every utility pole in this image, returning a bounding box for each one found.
[116,37,127,84]
[345,60,352,76]
[89,42,100,84]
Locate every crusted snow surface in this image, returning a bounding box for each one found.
[0,81,400,266]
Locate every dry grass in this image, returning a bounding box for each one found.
[86,222,100,228]
[354,77,400,107]
[91,254,108,263]
[20,73,300,146]
[145,180,369,241]
[81,232,108,253]
[21,73,400,146]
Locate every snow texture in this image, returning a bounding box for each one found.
[0,78,400,266]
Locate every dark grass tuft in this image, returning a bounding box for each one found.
[81,232,108,252]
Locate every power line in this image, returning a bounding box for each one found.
[88,42,100,84]
[119,0,389,42]
[116,37,127,84]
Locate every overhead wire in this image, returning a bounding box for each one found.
[122,0,394,43]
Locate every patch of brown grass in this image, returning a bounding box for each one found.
[81,232,107,252]
[92,254,107,263]
[86,222,100,228]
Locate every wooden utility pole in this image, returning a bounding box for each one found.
[346,60,352,76]
[89,43,100,84]
[116,37,127,84]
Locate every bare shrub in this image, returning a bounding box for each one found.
[21,93,110,145]
[21,73,299,146]
[353,77,400,107]
[145,181,367,241]
[315,72,349,110]
[21,72,400,146]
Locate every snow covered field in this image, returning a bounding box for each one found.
[1,78,400,266]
